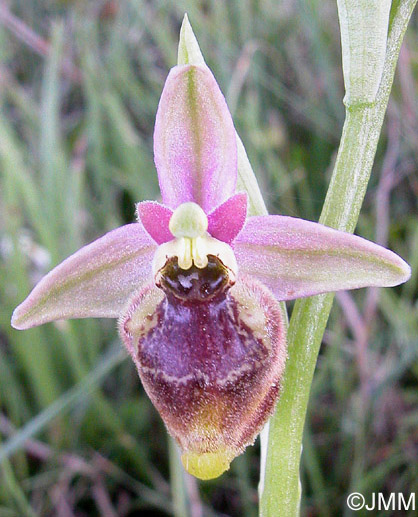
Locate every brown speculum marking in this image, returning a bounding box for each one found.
[144,256,268,384]
[156,255,231,302]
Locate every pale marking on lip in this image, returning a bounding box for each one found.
[139,360,265,387]
[124,287,164,353]
[140,367,205,386]
[230,283,271,350]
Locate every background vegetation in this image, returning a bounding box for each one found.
[0,1,417,515]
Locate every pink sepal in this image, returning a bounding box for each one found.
[234,215,411,301]
[11,223,157,329]
[154,64,237,212]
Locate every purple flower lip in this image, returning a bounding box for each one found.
[11,28,411,480]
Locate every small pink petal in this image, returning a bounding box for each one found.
[207,193,247,244]
[154,64,237,212]
[234,215,411,300]
[11,224,157,330]
[136,201,173,244]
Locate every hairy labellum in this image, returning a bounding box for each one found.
[120,257,287,479]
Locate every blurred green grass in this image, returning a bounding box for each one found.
[0,1,417,515]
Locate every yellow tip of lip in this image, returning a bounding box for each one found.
[181,450,232,480]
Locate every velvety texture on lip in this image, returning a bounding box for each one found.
[120,273,286,480]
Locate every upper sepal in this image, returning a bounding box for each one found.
[234,215,411,301]
[11,224,157,329]
[154,64,237,213]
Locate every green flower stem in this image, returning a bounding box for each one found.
[169,438,190,517]
[260,1,417,515]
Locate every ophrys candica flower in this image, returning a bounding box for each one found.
[12,19,410,481]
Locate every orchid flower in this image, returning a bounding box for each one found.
[12,31,410,482]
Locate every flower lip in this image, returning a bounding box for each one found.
[119,271,287,481]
